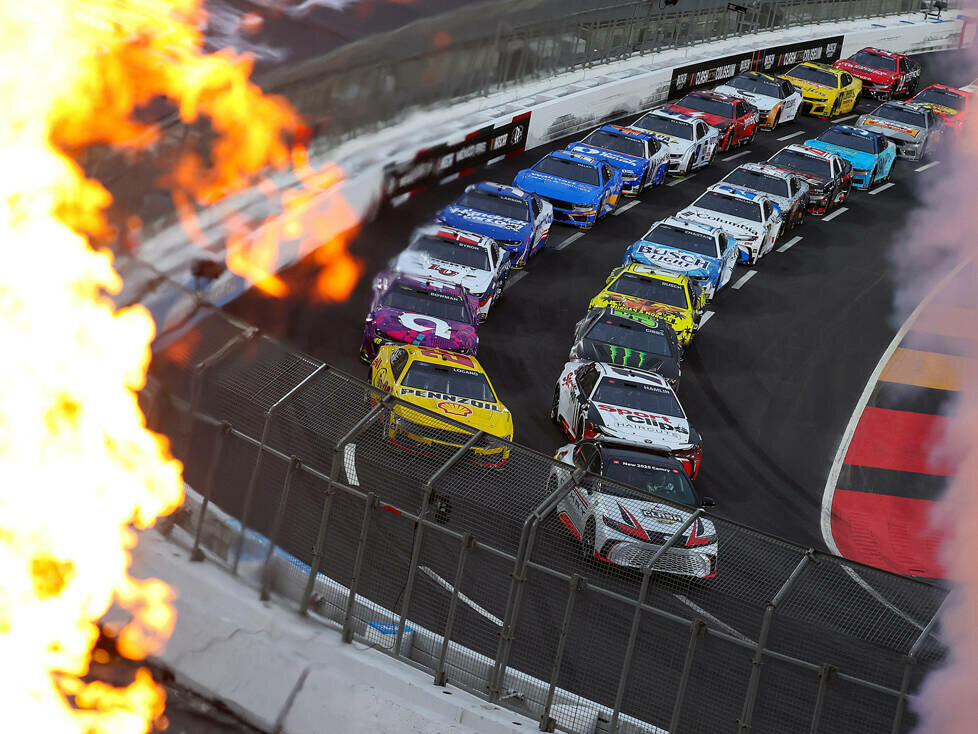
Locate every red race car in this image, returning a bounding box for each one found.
[663,91,759,152]
[910,83,972,132]
[833,48,921,100]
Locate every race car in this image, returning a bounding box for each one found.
[779,62,862,117]
[856,101,945,160]
[663,90,759,151]
[587,264,707,347]
[569,307,682,386]
[513,149,623,229]
[550,362,702,478]
[630,108,720,175]
[767,144,852,216]
[360,272,480,362]
[803,125,896,190]
[833,48,921,100]
[551,439,717,577]
[567,125,669,196]
[370,345,513,464]
[720,162,810,231]
[392,225,511,321]
[435,182,552,269]
[714,71,802,129]
[909,84,971,132]
[622,216,738,300]
[676,184,784,265]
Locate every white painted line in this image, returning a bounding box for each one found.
[613,199,642,216]
[554,231,586,251]
[822,206,849,222]
[667,173,695,187]
[722,149,752,162]
[420,566,503,626]
[915,160,941,172]
[504,270,528,291]
[343,444,359,486]
[730,269,757,289]
[835,113,858,123]
[674,595,754,644]
[777,130,804,141]
[777,235,803,253]
[486,154,505,166]
[868,182,895,196]
[439,172,460,185]
[699,310,715,327]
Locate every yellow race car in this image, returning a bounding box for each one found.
[780,62,862,118]
[587,264,707,347]
[370,344,513,464]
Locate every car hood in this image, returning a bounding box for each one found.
[572,339,680,382]
[590,401,690,449]
[856,115,923,141]
[595,495,713,542]
[513,170,601,204]
[835,60,895,84]
[677,207,764,239]
[641,132,693,153]
[589,292,690,328]
[437,205,529,241]
[567,143,644,173]
[714,86,777,111]
[784,76,834,92]
[913,101,960,119]
[803,139,877,169]
[625,242,716,280]
[370,307,477,352]
[393,386,512,438]
[393,253,493,294]
[669,106,729,128]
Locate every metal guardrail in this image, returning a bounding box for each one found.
[140,279,949,734]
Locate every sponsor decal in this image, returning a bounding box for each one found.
[401,387,501,412]
[863,118,920,136]
[570,143,641,166]
[607,345,648,368]
[436,401,473,418]
[446,206,526,232]
[397,313,453,339]
[597,404,686,433]
[417,348,474,367]
[641,506,683,523]
[635,245,712,270]
[428,263,460,278]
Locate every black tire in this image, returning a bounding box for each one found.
[550,387,560,424]
[829,98,841,118]
[743,126,756,147]
[575,414,585,440]
[851,92,862,112]
[706,144,718,167]
[906,78,919,98]
[582,519,597,562]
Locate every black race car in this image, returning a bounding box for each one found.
[766,143,853,216]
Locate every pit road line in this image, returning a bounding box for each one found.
[868,182,895,196]
[822,206,849,222]
[667,173,696,187]
[505,270,528,291]
[699,310,715,327]
[420,566,503,626]
[673,594,755,643]
[554,231,586,251]
[777,235,803,252]
[614,199,642,216]
[777,130,805,141]
[835,113,858,123]
[731,270,757,289]
[722,150,752,162]
[915,160,941,172]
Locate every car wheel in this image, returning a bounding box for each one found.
[852,92,862,111]
[906,78,918,98]
[582,519,597,562]
[550,387,561,424]
[575,414,585,440]
[829,98,841,118]
[744,127,756,147]
[707,144,718,167]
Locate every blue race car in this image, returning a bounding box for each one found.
[435,182,553,268]
[803,124,896,190]
[622,216,739,300]
[566,125,670,196]
[513,149,624,229]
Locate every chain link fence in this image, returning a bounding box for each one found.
[139,271,948,734]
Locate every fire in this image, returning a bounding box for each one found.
[0,0,335,730]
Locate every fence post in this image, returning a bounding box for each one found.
[539,574,586,732]
[891,599,946,734]
[809,663,837,734]
[738,549,816,732]
[300,398,389,615]
[232,364,327,574]
[489,470,583,702]
[668,619,707,734]
[190,421,231,562]
[259,455,301,601]
[393,430,485,658]
[434,533,476,686]
[610,510,704,733]
[342,492,378,643]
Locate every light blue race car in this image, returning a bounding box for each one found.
[803,124,896,190]
[566,125,670,196]
[622,216,739,300]
[513,149,624,229]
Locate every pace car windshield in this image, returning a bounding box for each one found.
[401,363,496,402]
[532,156,600,185]
[381,282,469,322]
[633,114,694,140]
[817,129,877,154]
[408,236,490,270]
[583,130,645,157]
[769,149,832,179]
[875,104,927,126]
[915,87,965,109]
[593,378,682,416]
[725,74,784,98]
[722,169,789,198]
[849,50,897,71]
[644,224,719,257]
[456,189,530,221]
[608,273,689,308]
[693,191,763,222]
[585,319,673,356]
[678,94,735,118]
[602,460,698,505]
[787,64,838,88]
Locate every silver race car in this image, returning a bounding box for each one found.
[855,101,945,161]
[719,162,810,231]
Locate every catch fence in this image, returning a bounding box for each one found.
[140,275,948,734]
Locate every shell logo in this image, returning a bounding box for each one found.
[437,401,473,418]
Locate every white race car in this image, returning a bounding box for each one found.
[677,184,785,265]
[630,109,720,175]
[719,162,810,231]
[550,439,717,578]
[392,224,511,320]
[715,71,803,129]
[550,361,702,478]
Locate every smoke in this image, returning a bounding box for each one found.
[901,50,978,734]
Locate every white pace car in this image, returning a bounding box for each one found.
[676,184,785,266]
[550,438,717,578]
[392,224,511,320]
[630,108,721,175]
[551,361,703,478]
[714,71,803,129]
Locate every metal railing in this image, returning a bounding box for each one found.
[140,280,948,734]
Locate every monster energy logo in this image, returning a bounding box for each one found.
[608,346,646,368]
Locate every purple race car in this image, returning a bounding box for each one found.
[360,272,481,362]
